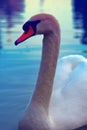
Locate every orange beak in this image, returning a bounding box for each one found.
[15,26,35,45]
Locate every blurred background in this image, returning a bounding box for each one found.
[0,0,87,130]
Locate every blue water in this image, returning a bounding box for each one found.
[0,0,87,130]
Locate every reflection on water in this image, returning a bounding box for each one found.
[72,0,87,44]
[0,0,24,22]
[0,0,87,50]
[0,0,87,130]
[0,0,25,49]
[39,0,45,12]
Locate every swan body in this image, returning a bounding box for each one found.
[15,14,87,130]
[50,55,87,130]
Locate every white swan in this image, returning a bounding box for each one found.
[15,14,87,130]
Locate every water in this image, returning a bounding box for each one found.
[0,0,87,130]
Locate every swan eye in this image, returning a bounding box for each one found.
[23,20,41,33]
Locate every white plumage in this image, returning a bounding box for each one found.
[15,13,87,130]
[50,55,87,129]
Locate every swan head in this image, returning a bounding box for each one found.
[15,13,59,45]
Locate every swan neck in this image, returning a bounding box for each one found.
[30,32,60,112]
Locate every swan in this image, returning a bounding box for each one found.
[15,14,87,130]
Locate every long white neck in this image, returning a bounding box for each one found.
[30,31,60,114]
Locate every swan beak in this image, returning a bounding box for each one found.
[15,26,35,45]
